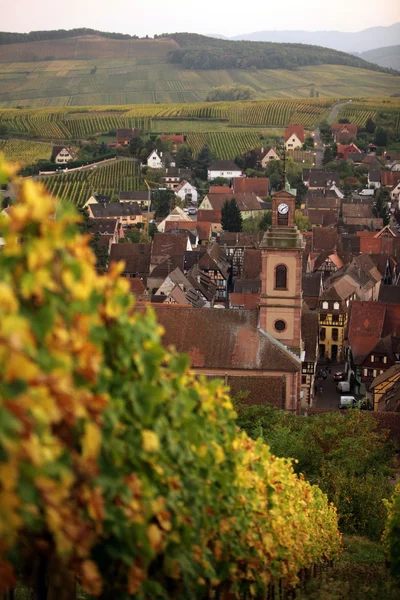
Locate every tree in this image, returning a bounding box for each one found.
[151,188,174,218]
[221,198,242,232]
[294,209,311,231]
[375,127,388,147]
[206,84,255,102]
[175,144,193,168]
[302,135,315,150]
[295,181,307,207]
[265,159,283,191]
[374,188,390,226]
[242,210,271,232]
[99,141,108,155]
[365,117,376,134]
[323,146,334,165]
[194,144,213,180]
[129,136,144,156]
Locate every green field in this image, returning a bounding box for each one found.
[0,59,399,108]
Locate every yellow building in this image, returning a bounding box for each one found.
[318,292,347,362]
[370,364,400,412]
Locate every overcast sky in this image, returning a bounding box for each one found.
[2,0,399,36]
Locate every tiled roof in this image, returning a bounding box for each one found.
[90,202,141,218]
[312,227,338,252]
[204,193,262,212]
[218,232,264,247]
[165,220,198,232]
[88,218,118,235]
[370,363,400,389]
[209,186,233,194]
[342,203,373,218]
[379,285,400,304]
[109,243,151,277]
[127,278,146,295]
[233,177,269,196]
[302,272,322,298]
[331,123,357,136]
[234,280,261,294]
[197,209,221,223]
[309,171,340,188]
[163,167,192,179]
[209,160,242,171]
[198,243,230,279]
[284,124,305,143]
[307,209,338,227]
[151,233,189,265]
[306,196,340,210]
[381,171,400,187]
[51,145,77,161]
[229,293,260,309]
[242,249,262,280]
[160,135,185,144]
[195,221,212,240]
[134,305,300,372]
[347,301,387,363]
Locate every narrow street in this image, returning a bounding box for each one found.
[313,363,346,410]
[312,100,352,168]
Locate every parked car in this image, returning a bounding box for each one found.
[188,207,197,215]
[334,372,346,382]
[183,208,190,214]
[339,395,356,409]
[337,381,350,393]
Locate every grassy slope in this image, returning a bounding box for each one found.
[0,36,399,107]
[360,45,400,71]
[297,536,399,600]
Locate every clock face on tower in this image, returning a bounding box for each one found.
[278,202,289,215]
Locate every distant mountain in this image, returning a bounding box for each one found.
[229,23,400,54]
[359,45,400,70]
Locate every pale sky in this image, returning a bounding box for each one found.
[2,0,399,36]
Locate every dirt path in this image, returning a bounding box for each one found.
[312,100,352,168]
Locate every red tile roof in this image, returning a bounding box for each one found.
[197,209,221,223]
[134,305,300,372]
[160,135,185,145]
[381,171,400,187]
[229,293,260,309]
[284,124,305,143]
[196,221,212,240]
[233,177,269,197]
[165,220,198,232]
[204,193,262,211]
[348,302,387,363]
[242,249,262,279]
[209,186,233,194]
[127,278,146,294]
[109,243,151,278]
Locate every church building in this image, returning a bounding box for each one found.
[136,190,306,412]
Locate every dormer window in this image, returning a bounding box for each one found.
[333,302,340,310]
[322,301,329,310]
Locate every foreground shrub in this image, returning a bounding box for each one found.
[0,157,341,599]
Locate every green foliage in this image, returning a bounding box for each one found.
[375,126,389,146]
[175,143,193,168]
[151,188,174,218]
[242,211,272,232]
[194,144,213,179]
[294,210,311,231]
[235,404,394,540]
[206,85,255,102]
[365,117,376,134]
[383,484,400,580]
[221,198,243,232]
[323,146,334,165]
[374,187,390,225]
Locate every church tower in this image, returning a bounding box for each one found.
[259,190,304,357]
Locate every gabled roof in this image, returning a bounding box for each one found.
[209,186,233,194]
[331,123,357,136]
[284,124,305,143]
[208,160,242,172]
[198,243,230,279]
[165,220,198,232]
[197,209,221,223]
[381,171,400,187]
[51,145,77,161]
[109,243,151,276]
[160,134,185,145]
[204,193,262,212]
[163,167,192,179]
[90,202,141,218]
[195,221,212,240]
[127,278,146,295]
[232,177,269,196]
[88,218,118,235]
[151,233,189,265]
[302,272,323,298]
[219,232,264,248]
[175,179,195,193]
[368,170,381,183]
[370,363,400,389]
[119,191,150,201]
[308,171,340,188]
[242,249,262,280]
[229,293,260,310]
[92,193,110,203]
[347,301,387,363]
[134,305,300,372]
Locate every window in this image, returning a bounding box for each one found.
[332,328,338,341]
[333,302,340,310]
[320,314,327,322]
[320,328,326,341]
[367,369,374,377]
[275,265,287,290]
[371,355,374,363]
[383,357,387,364]
[302,375,307,384]
[322,301,329,309]
[274,320,286,332]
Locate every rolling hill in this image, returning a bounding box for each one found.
[228,22,400,54]
[359,45,400,71]
[0,32,399,107]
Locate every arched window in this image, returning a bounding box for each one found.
[275,264,287,290]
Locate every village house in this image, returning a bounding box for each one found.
[345,301,400,398]
[370,364,400,412]
[381,171,400,189]
[284,125,304,151]
[109,243,151,281]
[116,128,141,147]
[197,243,231,304]
[150,232,192,272]
[157,206,192,233]
[390,181,400,206]
[83,193,110,208]
[331,123,357,143]
[162,167,193,190]
[147,150,175,169]
[88,218,124,246]
[342,203,382,229]
[207,160,243,181]
[159,134,185,152]
[252,146,280,168]
[174,180,198,204]
[368,170,381,189]
[51,146,78,165]
[218,232,264,278]
[199,192,267,220]
[88,202,142,225]
[304,169,340,190]
[119,190,151,208]
[337,143,361,160]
